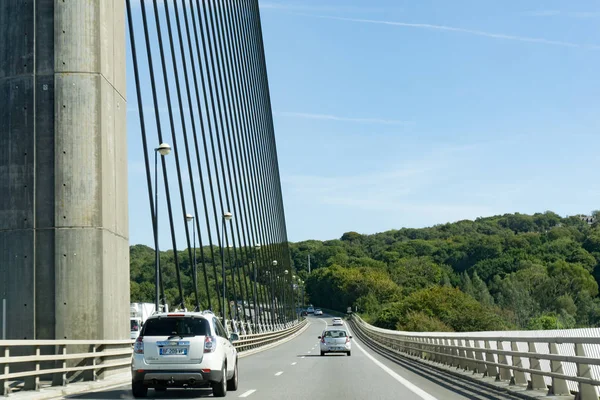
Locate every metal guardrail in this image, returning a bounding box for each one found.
[0,340,132,396]
[0,319,307,396]
[234,319,307,352]
[351,315,600,400]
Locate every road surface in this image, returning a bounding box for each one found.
[66,315,514,399]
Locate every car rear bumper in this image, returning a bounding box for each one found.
[132,369,222,387]
[320,345,351,353]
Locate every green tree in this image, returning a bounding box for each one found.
[398,311,454,332]
[472,271,494,306]
[527,314,561,330]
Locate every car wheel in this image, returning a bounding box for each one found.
[320,351,325,356]
[347,351,351,356]
[212,364,227,397]
[132,381,148,398]
[227,358,239,391]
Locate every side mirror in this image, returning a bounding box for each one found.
[317,336,321,339]
[229,333,240,342]
[349,336,353,339]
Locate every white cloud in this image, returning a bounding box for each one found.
[259,2,388,14]
[524,10,561,17]
[525,10,600,18]
[294,14,600,50]
[275,111,413,126]
[282,143,479,210]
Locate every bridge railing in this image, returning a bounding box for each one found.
[0,318,307,397]
[351,314,600,400]
[0,340,132,396]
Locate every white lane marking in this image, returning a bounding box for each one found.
[291,362,297,365]
[275,371,284,376]
[350,329,439,400]
[301,356,306,359]
[239,389,256,398]
[307,351,311,353]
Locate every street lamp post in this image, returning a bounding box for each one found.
[154,143,171,312]
[271,260,277,324]
[300,279,304,310]
[284,270,289,323]
[185,213,197,311]
[253,243,261,326]
[221,212,233,321]
[293,275,298,320]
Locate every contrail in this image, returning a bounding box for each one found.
[299,14,600,50]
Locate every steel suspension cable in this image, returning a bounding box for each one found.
[230,0,278,325]
[140,0,185,308]
[211,0,257,325]
[221,0,271,326]
[238,0,286,322]
[125,0,160,308]
[202,0,247,324]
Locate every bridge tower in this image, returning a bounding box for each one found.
[0,1,129,340]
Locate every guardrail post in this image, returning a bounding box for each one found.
[433,338,440,362]
[23,346,40,391]
[575,343,597,400]
[400,335,408,356]
[2,347,9,396]
[440,338,449,365]
[464,340,474,371]
[526,342,546,391]
[419,337,426,359]
[447,339,457,367]
[389,334,397,352]
[474,340,486,374]
[496,341,511,382]
[445,338,455,366]
[52,345,67,386]
[455,339,466,370]
[90,344,97,381]
[484,340,498,378]
[407,335,414,355]
[510,341,527,386]
[420,338,431,360]
[408,336,415,356]
[547,342,569,396]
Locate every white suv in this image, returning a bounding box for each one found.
[131,311,239,397]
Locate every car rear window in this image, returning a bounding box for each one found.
[142,317,210,337]
[324,330,347,338]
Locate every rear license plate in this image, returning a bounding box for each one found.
[160,347,187,356]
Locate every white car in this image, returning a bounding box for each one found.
[319,328,352,356]
[131,311,239,398]
[314,309,323,316]
[307,306,315,314]
[331,317,344,326]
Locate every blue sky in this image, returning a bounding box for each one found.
[126,0,600,247]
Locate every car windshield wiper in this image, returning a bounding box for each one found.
[166,333,196,340]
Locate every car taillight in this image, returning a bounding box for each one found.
[204,336,217,353]
[320,337,325,344]
[346,337,350,343]
[134,336,144,354]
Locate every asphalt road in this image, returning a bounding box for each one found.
[66,315,514,399]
